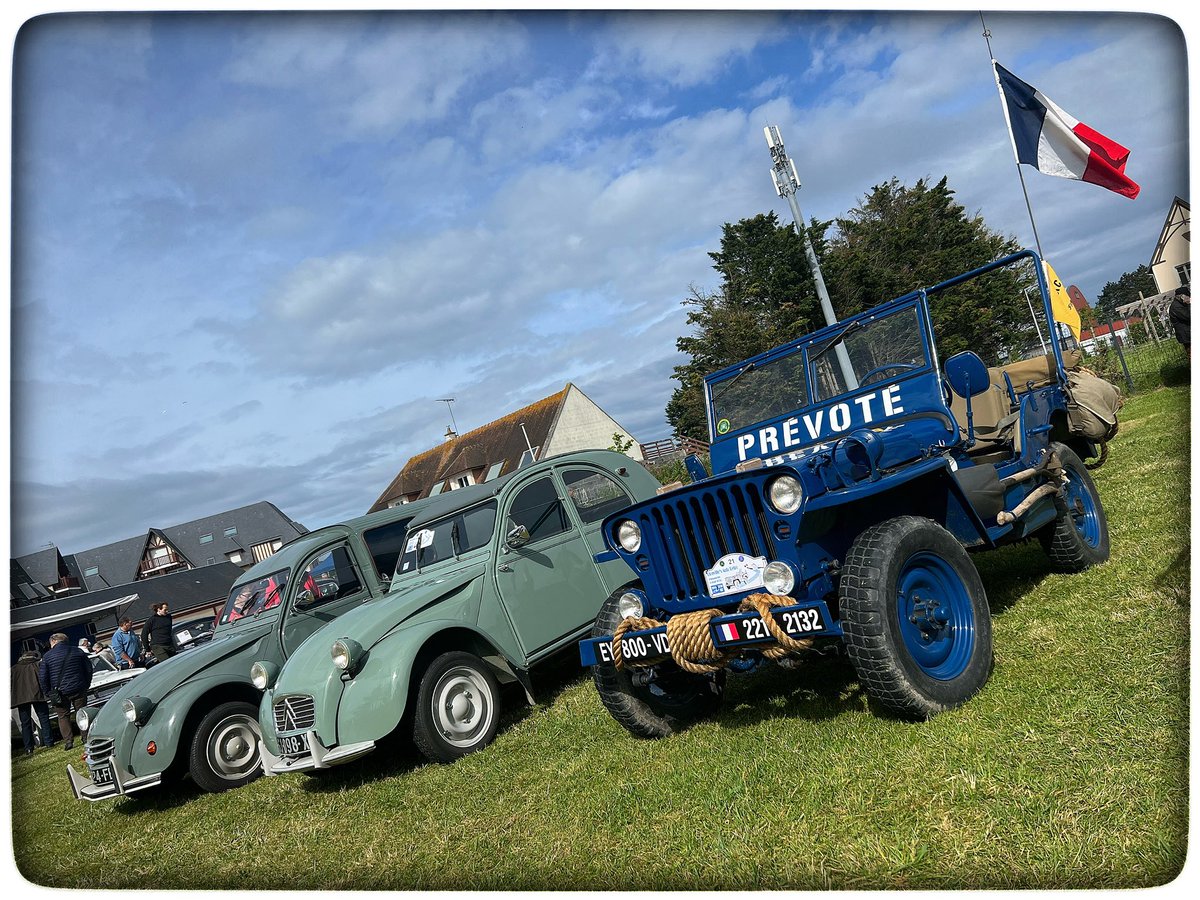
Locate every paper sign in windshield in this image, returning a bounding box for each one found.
[703,554,767,597]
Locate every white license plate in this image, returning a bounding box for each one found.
[278,733,309,757]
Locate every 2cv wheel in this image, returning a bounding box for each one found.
[1038,442,1111,573]
[840,517,993,720]
[592,585,724,739]
[188,701,264,793]
[412,651,501,763]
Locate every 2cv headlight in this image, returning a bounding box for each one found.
[331,638,365,673]
[122,696,154,726]
[767,474,804,515]
[250,660,279,691]
[76,706,100,733]
[616,519,642,553]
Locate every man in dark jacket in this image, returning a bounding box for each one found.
[11,649,56,754]
[141,603,176,664]
[1168,285,1190,359]
[37,633,93,750]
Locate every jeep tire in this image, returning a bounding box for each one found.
[188,701,264,793]
[1038,442,1111,573]
[840,516,993,720]
[412,651,501,763]
[592,585,724,739]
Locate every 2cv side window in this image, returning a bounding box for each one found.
[362,518,415,581]
[397,502,498,574]
[507,477,570,543]
[298,545,363,606]
[561,468,633,525]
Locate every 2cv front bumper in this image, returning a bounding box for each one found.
[259,729,376,775]
[66,750,162,802]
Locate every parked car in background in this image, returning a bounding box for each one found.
[66,499,434,802]
[256,449,660,775]
[172,618,216,652]
[85,652,146,708]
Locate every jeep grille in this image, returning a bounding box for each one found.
[273,695,316,734]
[636,481,776,605]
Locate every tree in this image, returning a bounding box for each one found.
[1095,264,1157,320]
[665,213,827,438]
[822,177,1025,361]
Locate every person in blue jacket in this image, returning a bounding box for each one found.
[110,618,143,670]
[37,632,93,750]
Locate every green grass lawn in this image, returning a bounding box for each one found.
[10,385,1190,889]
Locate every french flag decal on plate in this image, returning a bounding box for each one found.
[718,622,740,641]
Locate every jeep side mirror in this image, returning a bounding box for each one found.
[505,524,531,550]
[945,351,991,398]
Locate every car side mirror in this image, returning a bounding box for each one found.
[295,588,316,609]
[945,351,991,398]
[505,524,531,550]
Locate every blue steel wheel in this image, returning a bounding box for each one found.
[1038,442,1110,573]
[840,516,993,720]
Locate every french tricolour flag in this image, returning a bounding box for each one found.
[994,61,1139,199]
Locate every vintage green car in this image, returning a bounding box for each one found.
[66,501,432,801]
[256,449,660,772]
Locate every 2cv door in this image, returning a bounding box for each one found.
[494,464,637,660]
[281,542,373,656]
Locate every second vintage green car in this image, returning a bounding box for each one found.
[255,449,660,772]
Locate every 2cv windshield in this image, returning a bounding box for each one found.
[709,304,929,434]
[218,570,290,625]
[396,502,498,575]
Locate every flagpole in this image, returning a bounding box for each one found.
[980,12,1046,259]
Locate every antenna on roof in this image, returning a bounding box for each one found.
[519,422,537,461]
[437,398,459,438]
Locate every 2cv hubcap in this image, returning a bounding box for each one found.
[433,666,495,748]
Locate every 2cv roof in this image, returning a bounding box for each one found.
[227,503,429,589]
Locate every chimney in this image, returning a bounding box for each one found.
[444,425,458,442]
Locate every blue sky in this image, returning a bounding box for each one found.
[5,8,1190,558]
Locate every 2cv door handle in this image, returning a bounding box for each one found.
[496,563,512,573]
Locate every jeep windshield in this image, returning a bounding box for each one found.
[396,501,498,575]
[709,304,929,435]
[218,570,290,625]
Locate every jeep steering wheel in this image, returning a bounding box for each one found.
[859,362,919,386]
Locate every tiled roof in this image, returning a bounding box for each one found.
[368,385,570,512]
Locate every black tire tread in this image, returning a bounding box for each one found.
[186,701,262,794]
[411,651,501,764]
[1038,442,1111,573]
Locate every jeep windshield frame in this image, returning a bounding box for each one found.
[706,297,935,440]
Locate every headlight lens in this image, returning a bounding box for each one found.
[767,474,804,514]
[122,696,153,725]
[763,561,796,596]
[76,707,93,732]
[250,660,279,691]
[616,591,645,620]
[616,520,642,553]
[331,638,364,672]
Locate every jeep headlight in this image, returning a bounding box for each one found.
[122,696,154,726]
[332,638,364,672]
[250,660,279,691]
[616,591,645,620]
[616,519,642,553]
[767,474,804,514]
[763,561,796,596]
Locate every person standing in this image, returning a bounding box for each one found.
[11,649,56,754]
[141,603,176,664]
[110,618,143,669]
[36,633,93,751]
[1168,285,1190,359]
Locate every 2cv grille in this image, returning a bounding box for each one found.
[273,695,316,734]
[635,480,776,606]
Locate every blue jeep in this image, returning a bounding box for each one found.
[580,249,1114,736]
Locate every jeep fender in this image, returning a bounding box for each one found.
[334,620,516,747]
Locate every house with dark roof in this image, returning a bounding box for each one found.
[369,383,643,511]
[1150,196,1190,294]
[10,501,308,660]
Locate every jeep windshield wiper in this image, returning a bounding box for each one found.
[712,361,756,402]
[809,318,863,362]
